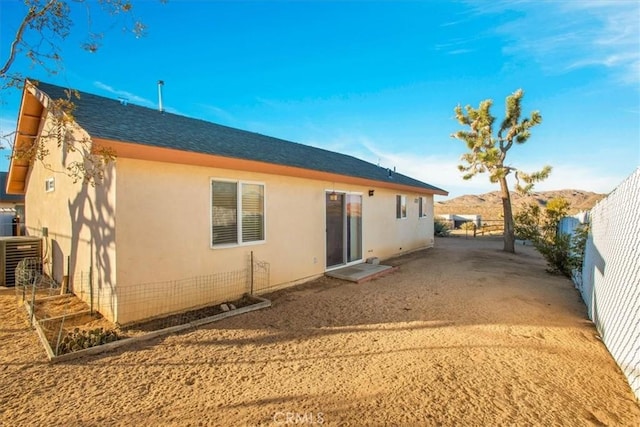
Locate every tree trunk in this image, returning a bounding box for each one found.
[499,176,516,253]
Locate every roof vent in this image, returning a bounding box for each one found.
[118,97,128,106]
[157,80,164,112]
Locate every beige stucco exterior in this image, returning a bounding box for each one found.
[9,82,443,325]
[19,102,117,321]
[113,157,435,324]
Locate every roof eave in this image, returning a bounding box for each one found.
[96,137,448,195]
[6,80,49,195]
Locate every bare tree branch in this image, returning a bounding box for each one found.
[2,1,156,185]
[0,0,59,76]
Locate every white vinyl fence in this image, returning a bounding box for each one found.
[578,167,640,400]
[0,208,17,236]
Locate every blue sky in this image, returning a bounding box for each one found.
[1,0,638,199]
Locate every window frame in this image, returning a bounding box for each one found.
[210,178,266,248]
[396,194,407,219]
[45,177,55,193]
[418,196,429,218]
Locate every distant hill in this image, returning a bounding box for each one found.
[435,189,606,220]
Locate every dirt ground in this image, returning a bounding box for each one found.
[1,236,639,426]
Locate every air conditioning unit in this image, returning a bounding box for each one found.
[0,237,43,287]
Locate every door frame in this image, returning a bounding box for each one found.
[325,190,363,271]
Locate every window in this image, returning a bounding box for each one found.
[45,177,55,192]
[396,195,407,219]
[418,196,428,218]
[242,183,265,242]
[211,180,265,246]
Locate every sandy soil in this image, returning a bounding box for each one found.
[1,236,639,426]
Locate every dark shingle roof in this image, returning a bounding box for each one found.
[36,81,446,194]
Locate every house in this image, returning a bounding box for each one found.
[0,172,24,208]
[7,80,447,324]
[0,172,24,236]
[437,214,481,229]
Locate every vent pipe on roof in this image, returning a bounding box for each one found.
[157,80,164,112]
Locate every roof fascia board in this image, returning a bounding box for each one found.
[6,80,48,195]
[95,137,448,196]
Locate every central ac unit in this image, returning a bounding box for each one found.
[0,237,43,287]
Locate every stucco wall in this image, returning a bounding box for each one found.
[23,114,117,321]
[363,192,434,260]
[114,157,435,324]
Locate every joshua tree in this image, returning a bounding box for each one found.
[452,89,551,253]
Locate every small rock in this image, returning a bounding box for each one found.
[229,304,236,310]
[220,304,230,312]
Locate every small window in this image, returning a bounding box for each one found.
[45,177,55,193]
[418,197,428,218]
[211,179,265,247]
[396,195,407,219]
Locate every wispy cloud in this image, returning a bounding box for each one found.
[447,49,473,56]
[0,117,17,170]
[434,37,480,56]
[0,117,17,135]
[93,81,156,108]
[306,135,471,197]
[197,103,238,125]
[349,136,626,197]
[473,0,640,85]
[0,117,17,145]
[298,131,627,199]
[359,140,483,197]
[93,81,185,115]
[526,162,627,195]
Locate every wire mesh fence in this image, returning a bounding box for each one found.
[107,252,271,327]
[15,251,271,357]
[578,167,640,400]
[14,257,59,323]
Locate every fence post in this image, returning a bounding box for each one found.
[89,265,94,315]
[250,251,254,295]
[29,281,37,326]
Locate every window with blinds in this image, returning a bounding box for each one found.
[211,180,265,246]
[242,183,264,242]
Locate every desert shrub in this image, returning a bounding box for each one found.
[56,327,120,355]
[569,223,590,273]
[535,233,575,276]
[460,221,476,231]
[515,197,584,277]
[514,203,541,241]
[434,219,451,237]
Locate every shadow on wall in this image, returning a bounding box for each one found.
[66,153,116,320]
[583,234,606,329]
[51,239,64,283]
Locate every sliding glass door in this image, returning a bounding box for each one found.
[326,192,362,268]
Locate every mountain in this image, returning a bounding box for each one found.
[435,189,606,220]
